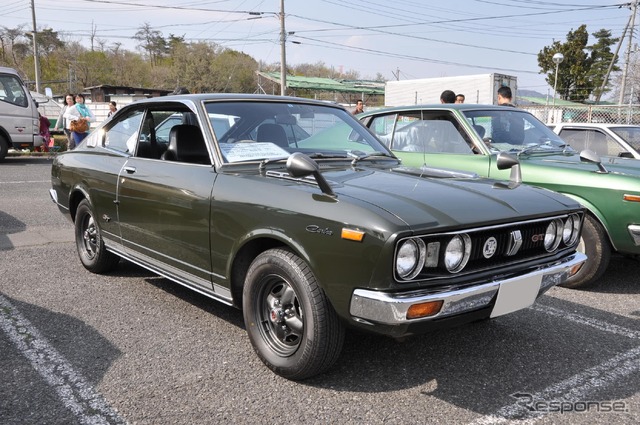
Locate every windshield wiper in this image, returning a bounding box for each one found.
[516,141,567,156]
[258,156,289,172]
[347,151,395,165]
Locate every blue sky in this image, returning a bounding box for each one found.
[5,0,634,94]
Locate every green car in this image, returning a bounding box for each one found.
[359,104,640,289]
[50,95,586,379]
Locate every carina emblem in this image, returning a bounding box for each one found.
[483,237,498,258]
[306,225,333,236]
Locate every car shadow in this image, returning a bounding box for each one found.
[589,254,640,295]
[109,260,245,330]
[304,294,638,415]
[0,294,122,423]
[0,211,26,251]
[96,254,638,418]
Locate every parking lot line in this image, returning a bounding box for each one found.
[0,294,127,425]
[530,304,640,340]
[469,303,639,424]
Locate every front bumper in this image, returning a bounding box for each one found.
[629,224,640,246]
[349,252,586,326]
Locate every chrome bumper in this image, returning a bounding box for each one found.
[349,252,587,325]
[628,224,640,246]
[49,188,58,204]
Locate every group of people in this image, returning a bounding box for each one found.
[53,95,118,150]
[352,86,514,115]
[440,86,514,106]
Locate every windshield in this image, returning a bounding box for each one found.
[463,109,571,154]
[205,101,391,163]
[610,127,640,152]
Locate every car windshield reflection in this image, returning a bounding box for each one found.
[463,109,572,154]
[205,101,390,163]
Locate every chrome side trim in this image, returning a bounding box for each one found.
[105,244,234,307]
[628,224,640,246]
[350,252,586,325]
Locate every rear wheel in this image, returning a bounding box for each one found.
[560,214,610,289]
[75,199,120,273]
[0,136,9,162]
[243,248,345,380]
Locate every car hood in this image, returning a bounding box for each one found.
[319,166,578,229]
[520,151,640,176]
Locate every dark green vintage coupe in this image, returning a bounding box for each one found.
[50,94,585,379]
[359,105,640,289]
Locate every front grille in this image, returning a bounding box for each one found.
[396,212,583,282]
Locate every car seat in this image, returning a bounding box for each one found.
[256,123,289,148]
[161,125,210,164]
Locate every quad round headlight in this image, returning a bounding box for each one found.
[544,219,563,252]
[444,234,471,273]
[396,238,426,280]
[562,214,580,245]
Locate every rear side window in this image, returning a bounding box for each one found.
[0,73,28,107]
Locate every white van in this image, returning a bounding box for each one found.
[0,67,41,161]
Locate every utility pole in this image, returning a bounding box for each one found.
[279,0,287,96]
[30,0,41,93]
[619,1,638,105]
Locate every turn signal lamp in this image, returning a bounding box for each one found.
[569,262,584,277]
[623,194,640,202]
[406,300,444,319]
[341,228,365,242]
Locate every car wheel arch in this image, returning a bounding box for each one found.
[229,233,312,309]
[553,192,616,251]
[68,186,91,222]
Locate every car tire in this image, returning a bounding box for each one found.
[560,214,611,289]
[243,248,345,380]
[0,136,9,162]
[75,199,120,273]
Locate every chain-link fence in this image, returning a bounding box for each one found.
[523,104,640,125]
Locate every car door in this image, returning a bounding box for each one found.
[81,107,145,246]
[364,110,493,176]
[558,127,627,158]
[115,106,217,291]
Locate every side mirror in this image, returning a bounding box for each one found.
[580,149,608,173]
[496,152,522,187]
[286,152,336,197]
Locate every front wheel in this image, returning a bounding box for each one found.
[243,248,345,380]
[560,214,611,289]
[75,199,120,273]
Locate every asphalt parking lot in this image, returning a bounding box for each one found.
[1,156,638,424]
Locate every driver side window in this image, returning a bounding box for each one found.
[104,110,144,153]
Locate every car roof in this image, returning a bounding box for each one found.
[555,123,640,129]
[132,93,348,110]
[361,104,514,114]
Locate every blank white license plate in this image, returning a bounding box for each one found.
[490,274,542,318]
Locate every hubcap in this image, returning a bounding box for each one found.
[258,277,304,356]
[82,215,98,259]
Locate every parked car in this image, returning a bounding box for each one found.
[50,94,586,379]
[359,104,640,289]
[550,122,640,160]
[0,67,42,160]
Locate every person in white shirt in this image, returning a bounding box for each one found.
[63,93,95,149]
[54,94,75,148]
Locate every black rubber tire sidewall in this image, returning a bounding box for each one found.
[0,136,9,162]
[74,199,119,273]
[560,214,611,289]
[243,248,344,380]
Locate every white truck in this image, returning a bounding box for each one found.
[0,67,42,160]
[384,73,518,106]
